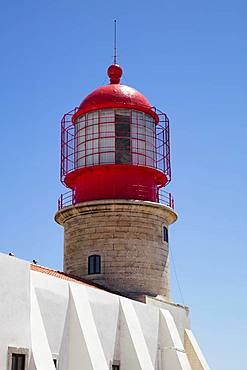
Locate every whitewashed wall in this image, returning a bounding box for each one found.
[0,253,31,368]
[0,253,210,370]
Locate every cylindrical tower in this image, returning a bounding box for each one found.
[55,64,177,300]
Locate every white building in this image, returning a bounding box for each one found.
[1,252,210,370]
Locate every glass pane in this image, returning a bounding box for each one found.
[100,135,114,164]
[77,146,85,164]
[100,109,114,123]
[76,115,86,131]
[93,153,99,165]
[132,153,137,164]
[12,354,25,370]
[146,114,155,129]
[116,108,130,116]
[136,111,144,128]
[146,115,155,166]
[139,125,146,140]
[88,111,98,125]
[146,128,154,143]
[75,116,86,169]
[12,356,17,370]
[131,123,138,139]
[95,256,101,274]
[86,155,98,166]
[100,137,114,153]
[132,139,138,152]
[138,140,145,155]
[163,226,168,242]
[89,256,94,274]
[146,158,154,167]
[85,134,99,166]
[147,151,155,166]
[86,125,93,140]
[86,112,98,144]
[86,138,98,151]
[116,138,131,164]
[100,152,115,164]
[100,123,114,138]
[116,122,130,137]
[138,155,145,165]
[132,154,145,165]
[88,255,101,274]
[77,158,85,167]
[77,127,86,144]
[132,110,138,123]
[116,113,131,164]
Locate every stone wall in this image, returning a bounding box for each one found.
[55,200,177,299]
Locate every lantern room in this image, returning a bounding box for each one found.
[60,64,171,204]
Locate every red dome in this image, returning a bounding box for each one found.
[73,64,158,123]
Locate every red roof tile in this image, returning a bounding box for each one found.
[30,264,102,290]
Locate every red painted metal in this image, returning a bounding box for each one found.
[58,188,174,210]
[72,84,159,123]
[108,64,122,84]
[64,165,166,203]
[60,106,171,203]
[59,64,172,205]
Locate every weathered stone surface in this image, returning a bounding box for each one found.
[55,199,177,300]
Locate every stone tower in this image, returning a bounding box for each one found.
[55,63,177,300]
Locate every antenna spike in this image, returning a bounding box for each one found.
[114,19,117,64]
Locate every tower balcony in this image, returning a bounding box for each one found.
[58,188,175,210]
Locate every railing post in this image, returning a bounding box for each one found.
[169,192,172,208]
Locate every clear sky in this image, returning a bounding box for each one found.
[0,0,246,369]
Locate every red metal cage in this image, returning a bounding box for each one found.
[60,107,171,184]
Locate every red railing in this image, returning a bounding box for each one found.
[58,190,76,209]
[58,188,174,210]
[60,107,171,184]
[158,189,175,209]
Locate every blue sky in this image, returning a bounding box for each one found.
[0,1,246,369]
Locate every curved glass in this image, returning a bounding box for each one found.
[74,109,156,169]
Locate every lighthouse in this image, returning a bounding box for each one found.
[55,63,177,301]
[0,59,211,370]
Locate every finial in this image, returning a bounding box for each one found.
[107,64,122,84]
